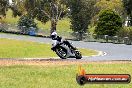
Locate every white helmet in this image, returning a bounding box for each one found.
[51,31,57,39]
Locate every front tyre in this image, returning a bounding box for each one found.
[55,47,67,59]
[75,51,82,59]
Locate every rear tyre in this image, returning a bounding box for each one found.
[55,47,67,59]
[75,51,82,59]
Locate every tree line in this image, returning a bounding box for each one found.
[0,0,132,39]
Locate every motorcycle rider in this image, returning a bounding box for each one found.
[51,31,76,56]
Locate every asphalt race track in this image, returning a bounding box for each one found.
[0,33,132,61]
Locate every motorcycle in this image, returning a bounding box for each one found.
[51,41,82,59]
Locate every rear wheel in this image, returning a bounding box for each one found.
[55,47,67,59]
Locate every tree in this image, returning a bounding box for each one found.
[122,0,132,26]
[0,0,9,17]
[96,0,124,15]
[92,0,125,25]
[95,9,122,36]
[14,0,69,34]
[67,0,96,40]
[18,15,38,34]
[0,0,22,18]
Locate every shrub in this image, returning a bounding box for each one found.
[118,27,132,40]
[95,9,122,36]
[18,15,38,34]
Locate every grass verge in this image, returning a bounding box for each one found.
[0,61,131,88]
[0,38,98,58]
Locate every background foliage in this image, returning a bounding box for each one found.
[95,9,122,36]
[18,15,38,34]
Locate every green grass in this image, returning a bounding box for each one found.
[0,63,131,88]
[0,38,56,58]
[79,48,98,56]
[0,38,97,58]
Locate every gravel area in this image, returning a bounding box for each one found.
[0,59,131,66]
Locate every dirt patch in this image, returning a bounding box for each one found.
[0,59,131,66]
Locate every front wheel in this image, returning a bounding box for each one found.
[55,47,67,59]
[75,50,82,59]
